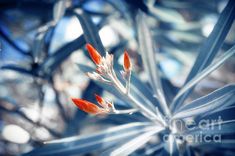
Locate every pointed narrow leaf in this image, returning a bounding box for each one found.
[39,35,85,77]
[172,0,235,111]
[74,9,105,55]
[1,65,35,76]
[53,0,66,23]
[23,122,153,156]
[173,45,235,105]
[109,128,163,156]
[136,11,170,116]
[184,120,235,136]
[173,84,235,119]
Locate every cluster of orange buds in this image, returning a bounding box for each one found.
[71,94,114,115]
[71,43,132,115]
[85,43,131,82]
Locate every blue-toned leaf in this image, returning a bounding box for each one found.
[97,112,147,126]
[194,104,235,124]
[107,127,163,156]
[0,26,30,56]
[144,143,164,155]
[1,65,36,76]
[33,23,54,63]
[105,0,131,21]
[191,139,235,150]
[173,45,235,107]
[136,11,170,116]
[73,9,105,55]
[23,122,152,156]
[114,64,159,110]
[163,134,178,156]
[173,84,235,119]
[125,0,149,13]
[161,78,179,105]
[172,0,235,111]
[147,3,186,24]
[39,35,85,77]
[130,73,160,110]
[53,0,66,23]
[184,119,235,136]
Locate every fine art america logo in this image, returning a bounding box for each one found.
[163,116,223,143]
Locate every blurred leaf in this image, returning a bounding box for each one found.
[197,105,235,125]
[113,61,158,110]
[1,65,36,76]
[147,3,186,24]
[130,72,159,110]
[24,122,153,156]
[97,111,147,126]
[161,30,203,43]
[53,0,66,23]
[44,25,56,53]
[136,11,170,116]
[161,78,179,105]
[173,84,235,119]
[191,142,235,155]
[185,119,235,136]
[74,9,106,55]
[136,11,161,97]
[142,143,164,155]
[39,35,85,77]
[173,45,235,104]
[108,127,163,156]
[77,63,125,101]
[172,0,235,111]
[82,80,103,102]
[33,23,54,63]
[105,0,132,21]
[155,34,198,53]
[125,0,149,13]
[0,27,30,56]
[33,32,45,62]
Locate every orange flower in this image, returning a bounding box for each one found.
[123,51,131,71]
[71,98,106,114]
[86,44,102,65]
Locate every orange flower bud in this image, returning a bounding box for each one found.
[86,44,102,65]
[95,94,108,108]
[71,98,104,114]
[95,94,104,105]
[123,51,131,71]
